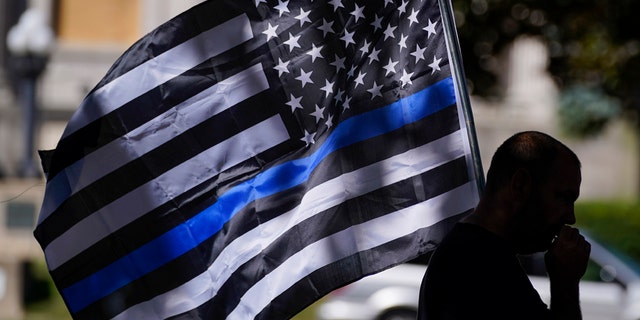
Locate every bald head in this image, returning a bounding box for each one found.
[484,131,581,196]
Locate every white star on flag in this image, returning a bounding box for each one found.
[350,4,366,23]
[320,80,335,97]
[326,114,334,128]
[296,68,314,87]
[384,58,398,76]
[354,71,366,88]
[367,81,384,99]
[424,19,438,38]
[399,33,409,50]
[262,23,278,40]
[368,48,381,64]
[411,44,427,63]
[359,39,371,56]
[300,129,315,146]
[310,105,325,123]
[371,14,383,31]
[286,94,304,112]
[328,0,344,12]
[347,65,356,78]
[284,33,301,51]
[384,24,396,40]
[307,44,324,62]
[317,19,335,36]
[274,58,290,76]
[408,9,420,26]
[295,8,312,26]
[400,69,414,87]
[341,30,356,46]
[334,88,345,103]
[330,54,346,71]
[274,0,290,16]
[398,0,409,15]
[429,55,442,74]
[342,95,352,109]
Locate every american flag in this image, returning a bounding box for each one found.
[35,0,481,318]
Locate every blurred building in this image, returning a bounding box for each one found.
[0,1,637,319]
[1,0,205,175]
[0,0,202,318]
[472,36,639,200]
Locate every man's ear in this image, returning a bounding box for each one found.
[510,168,532,202]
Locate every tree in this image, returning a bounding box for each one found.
[451,0,640,136]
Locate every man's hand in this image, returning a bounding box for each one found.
[545,225,591,319]
[545,225,591,283]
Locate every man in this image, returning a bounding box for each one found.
[418,131,591,319]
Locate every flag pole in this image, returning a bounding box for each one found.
[438,0,486,194]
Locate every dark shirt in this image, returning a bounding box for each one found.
[418,223,551,319]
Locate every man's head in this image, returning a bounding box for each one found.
[484,131,580,196]
[484,131,582,253]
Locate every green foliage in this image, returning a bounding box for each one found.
[451,0,640,130]
[24,261,72,320]
[559,85,620,137]
[21,261,51,307]
[575,201,640,262]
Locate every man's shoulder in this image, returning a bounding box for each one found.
[429,222,516,270]
[438,223,500,250]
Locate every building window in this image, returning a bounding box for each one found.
[5,201,35,229]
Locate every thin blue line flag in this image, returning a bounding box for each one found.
[35,0,481,318]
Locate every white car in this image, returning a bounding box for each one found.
[316,234,640,320]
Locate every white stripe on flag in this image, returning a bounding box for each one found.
[61,14,253,139]
[45,115,290,270]
[228,181,477,320]
[38,64,269,224]
[111,131,470,320]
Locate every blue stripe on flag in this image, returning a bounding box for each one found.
[62,77,456,312]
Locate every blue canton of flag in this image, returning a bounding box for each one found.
[34,0,481,319]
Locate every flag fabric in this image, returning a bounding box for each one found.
[35,0,480,319]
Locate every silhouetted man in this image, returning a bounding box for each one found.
[418,131,590,320]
